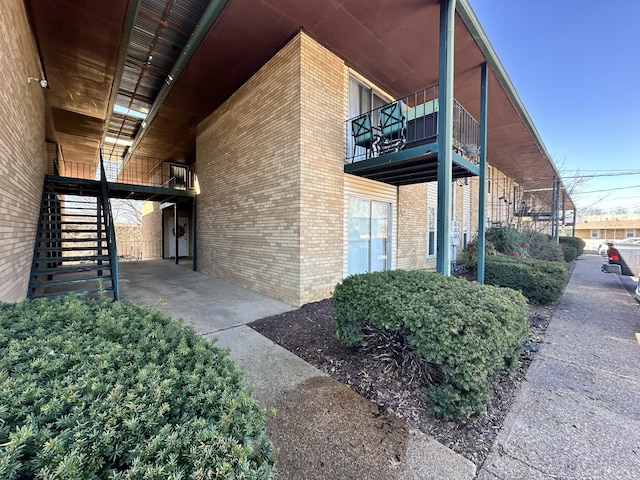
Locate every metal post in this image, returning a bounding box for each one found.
[436,0,456,275]
[192,197,197,271]
[477,62,488,284]
[561,190,566,238]
[174,203,179,264]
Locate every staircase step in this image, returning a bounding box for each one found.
[30,288,115,300]
[39,220,99,226]
[37,237,107,243]
[30,276,113,289]
[33,264,112,275]
[41,212,99,218]
[38,228,99,235]
[34,254,111,263]
[36,246,107,252]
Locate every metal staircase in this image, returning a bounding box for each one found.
[28,158,120,300]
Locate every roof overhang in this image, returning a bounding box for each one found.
[26,0,574,211]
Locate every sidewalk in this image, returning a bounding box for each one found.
[478,253,640,479]
[119,261,476,480]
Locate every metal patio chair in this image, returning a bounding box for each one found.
[379,101,406,154]
[351,113,380,161]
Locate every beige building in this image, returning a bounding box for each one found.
[575,214,640,250]
[1,0,573,306]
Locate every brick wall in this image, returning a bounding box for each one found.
[196,32,348,306]
[298,34,345,303]
[397,184,428,270]
[196,33,304,305]
[141,201,162,259]
[0,0,47,302]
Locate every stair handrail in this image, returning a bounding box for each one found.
[99,150,120,300]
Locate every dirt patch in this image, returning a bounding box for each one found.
[266,376,409,480]
[250,262,575,468]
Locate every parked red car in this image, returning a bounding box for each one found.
[602,239,640,302]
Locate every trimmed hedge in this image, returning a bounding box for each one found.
[333,270,529,419]
[0,296,275,479]
[526,232,564,262]
[485,255,567,304]
[562,245,578,262]
[559,236,585,257]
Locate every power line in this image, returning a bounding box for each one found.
[572,184,640,195]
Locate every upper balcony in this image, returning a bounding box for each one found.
[344,85,481,186]
[48,153,196,201]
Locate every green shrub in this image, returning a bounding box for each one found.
[486,225,527,256]
[0,296,275,479]
[525,232,564,262]
[333,270,529,419]
[485,255,567,304]
[562,245,578,262]
[559,236,585,257]
[459,237,497,270]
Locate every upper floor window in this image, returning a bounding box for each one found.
[591,229,599,238]
[627,229,634,238]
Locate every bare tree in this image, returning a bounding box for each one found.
[111,199,142,225]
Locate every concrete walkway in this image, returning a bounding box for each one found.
[119,260,475,480]
[478,253,640,479]
[119,254,640,479]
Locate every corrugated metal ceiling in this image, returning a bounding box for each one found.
[103,0,209,161]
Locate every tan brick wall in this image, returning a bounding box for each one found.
[141,201,162,259]
[0,0,47,302]
[397,184,428,270]
[298,34,345,303]
[196,32,348,306]
[196,34,304,305]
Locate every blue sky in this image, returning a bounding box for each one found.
[469,0,640,213]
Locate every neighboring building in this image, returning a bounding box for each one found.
[575,214,640,250]
[0,0,574,306]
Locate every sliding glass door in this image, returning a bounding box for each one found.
[348,198,391,275]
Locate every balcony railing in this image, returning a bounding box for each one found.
[53,155,194,191]
[345,84,480,165]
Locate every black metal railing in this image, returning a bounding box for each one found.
[99,154,119,300]
[345,84,480,165]
[55,155,194,191]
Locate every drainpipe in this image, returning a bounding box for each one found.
[174,203,179,264]
[192,197,197,272]
[436,0,456,275]
[477,62,488,284]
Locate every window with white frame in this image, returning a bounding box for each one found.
[348,76,388,158]
[627,229,634,238]
[427,205,436,257]
[591,229,599,238]
[348,197,391,275]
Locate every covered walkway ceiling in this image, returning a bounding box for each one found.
[26,0,574,211]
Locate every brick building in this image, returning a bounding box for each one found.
[575,214,640,250]
[0,0,574,305]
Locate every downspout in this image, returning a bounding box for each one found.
[436,0,456,275]
[477,62,488,284]
[192,197,197,271]
[174,203,179,264]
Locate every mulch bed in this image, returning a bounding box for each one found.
[249,263,574,468]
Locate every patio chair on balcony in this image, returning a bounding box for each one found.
[379,101,406,154]
[351,113,380,161]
